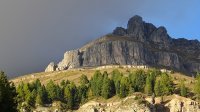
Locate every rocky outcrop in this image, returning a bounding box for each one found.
[113,27,127,36]
[77,94,200,112]
[45,62,57,72]
[56,50,82,71]
[45,15,200,76]
[77,96,151,112]
[164,95,200,112]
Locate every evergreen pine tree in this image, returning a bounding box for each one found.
[129,69,146,92]
[154,79,162,96]
[90,70,103,96]
[64,83,77,109]
[46,80,59,101]
[119,77,129,98]
[160,73,174,95]
[78,84,88,104]
[79,74,89,85]
[144,75,153,95]
[0,71,18,112]
[111,69,122,95]
[180,80,187,97]
[102,76,112,99]
[154,73,174,96]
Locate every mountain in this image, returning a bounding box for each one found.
[45,15,200,76]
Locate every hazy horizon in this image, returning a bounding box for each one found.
[0,0,199,78]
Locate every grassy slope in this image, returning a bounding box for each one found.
[10,67,195,90]
[11,67,132,86]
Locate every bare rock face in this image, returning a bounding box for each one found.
[113,27,127,36]
[127,15,146,41]
[45,62,57,72]
[46,15,200,76]
[77,96,151,112]
[164,95,200,112]
[56,50,82,71]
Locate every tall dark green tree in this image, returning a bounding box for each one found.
[90,71,103,96]
[17,82,26,102]
[36,85,48,106]
[154,73,174,96]
[46,80,61,102]
[154,79,162,96]
[160,73,174,95]
[129,69,146,92]
[119,77,129,98]
[77,84,88,104]
[64,83,78,109]
[0,71,18,112]
[179,80,187,97]
[102,76,113,99]
[144,75,153,95]
[111,69,122,95]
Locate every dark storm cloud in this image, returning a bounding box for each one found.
[0,0,199,78]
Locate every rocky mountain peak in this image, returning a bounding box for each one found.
[127,15,146,41]
[113,27,127,36]
[45,15,200,76]
[128,15,143,25]
[113,15,171,45]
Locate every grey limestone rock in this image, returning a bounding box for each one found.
[113,27,127,36]
[46,15,200,76]
[45,62,57,72]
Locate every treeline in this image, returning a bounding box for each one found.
[1,70,200,111]
[16,69,177,111]
[16,76,89,111]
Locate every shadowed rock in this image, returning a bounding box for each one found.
[45,15,200,76]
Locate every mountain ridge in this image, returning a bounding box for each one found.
[45,15,200,76]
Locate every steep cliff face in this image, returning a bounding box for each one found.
[46,15,200,75]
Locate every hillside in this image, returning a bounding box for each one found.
[12,66,194,87]
[10,66,200,112]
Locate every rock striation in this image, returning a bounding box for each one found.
[45,15,200,75]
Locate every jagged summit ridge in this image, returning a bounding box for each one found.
[45,15,200,76]
[113,15,171,48]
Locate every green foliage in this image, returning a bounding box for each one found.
[90,70,103,96]
[36,85,48,106]
[144,70,158,95]
[144,75,153,95]
[78,84,88,104]
[25,89,36,107]
[12,69,178,111]
[64,82,78,109]
[102,75,115,99]
[119,77,129,98]
[154,79,162,96]
[129,69,146,92]
[36,93,43,106]
[79,74,89,85]
[154,73,174,96]
[194,73,200,99]
[179,80,187,97]
[46,80,62,102]
[0,71,18,112]
[17,82,26,102]
[111,69,122,95]
[160,73,174,95]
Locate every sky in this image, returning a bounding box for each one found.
[0,0,199,78]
